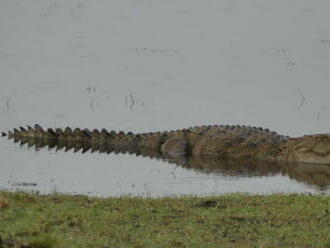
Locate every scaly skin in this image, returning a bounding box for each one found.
[2,124,330,164]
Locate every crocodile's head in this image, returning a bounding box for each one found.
[283,134,330,165]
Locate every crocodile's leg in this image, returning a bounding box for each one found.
[161,136,188,158]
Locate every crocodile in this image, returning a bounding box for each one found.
[2,124,330,165]
[2,124,330,189]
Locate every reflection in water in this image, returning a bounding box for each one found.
[7,135,330,191]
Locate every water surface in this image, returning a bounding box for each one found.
[0,0,330,196]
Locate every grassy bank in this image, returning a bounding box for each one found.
[0,191,329,248]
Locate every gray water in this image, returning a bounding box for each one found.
[0,0,330,197]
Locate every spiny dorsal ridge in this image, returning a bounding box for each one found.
[118,131,125,136]
[83,129,92,137]
[56,128,64,135]
[92,129,101,138]
[109,130,117,136]
[34,124,44,132]
[65,127,73,136]
[73,128,83,136]
[101,129,109,136]
[47,128,58,137]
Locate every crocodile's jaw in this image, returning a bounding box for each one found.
[280,134,330,165]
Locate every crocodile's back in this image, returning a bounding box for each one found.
[177,125,288,159]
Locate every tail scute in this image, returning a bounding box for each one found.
[20,127,26,132]
[34,124,44,132]
[47,128,58,137]
[56,128,64,135]
[2,125,136,141]
[64,127,73,136]
[83,128,92,137]
[3,124,61,139]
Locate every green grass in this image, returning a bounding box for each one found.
[0,191,329,248]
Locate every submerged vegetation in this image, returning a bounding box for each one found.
[0,191,329,248]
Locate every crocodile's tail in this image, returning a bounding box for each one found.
[2,124,167,157]
[2,124,130,140]
[5,130,145,156]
